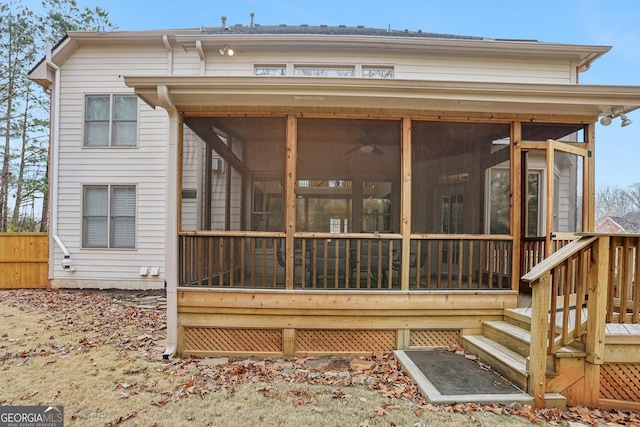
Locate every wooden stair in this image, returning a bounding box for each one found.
[462,309,586,409]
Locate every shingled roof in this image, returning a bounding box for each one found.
[200,22,488,41]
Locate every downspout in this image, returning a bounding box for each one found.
[157,85,179,359]
[45,48,63,279]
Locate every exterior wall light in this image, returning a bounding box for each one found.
[219,46,234,56]
[600,106,633,127]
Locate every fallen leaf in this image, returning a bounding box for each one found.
[151,397,170,407]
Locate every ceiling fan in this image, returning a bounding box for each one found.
[345,129,384,156]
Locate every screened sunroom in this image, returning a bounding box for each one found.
[178,115,586,292]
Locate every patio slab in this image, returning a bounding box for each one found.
[395,349,534,405]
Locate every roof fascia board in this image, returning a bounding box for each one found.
[177,33,611,63]
[124,76,640,116]
[59,30,610,66]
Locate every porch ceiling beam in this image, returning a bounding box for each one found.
[184,116,250,176]
[125,76,640,117]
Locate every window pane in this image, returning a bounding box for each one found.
[86,96,110,120]
[111,186,136,248]
[112,122,137,146]
[489,170,510,234]
[113,96,137,120]
[83,186,108,247]
[84,217,108,247]
[363,69,393,79]
[255,67,286,76]
[295,68,353,77]
[527,173,540,236]
[85,122,109,146]
[84,186,108,216]
[111,186,136,215]
[111,217,135,248]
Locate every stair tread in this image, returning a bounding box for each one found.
[484,320,531,343]
[463,335,528,376]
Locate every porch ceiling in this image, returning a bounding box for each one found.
[124,76,640,118]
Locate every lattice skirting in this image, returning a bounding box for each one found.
[410,329,460,348]
[181,327,462,355]
[183,327,283,353]
[296,329,396,353]
[600,363,640,402]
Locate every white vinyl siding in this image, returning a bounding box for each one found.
[52,45,167,286]
[83,185,136,248]
[236,50,573,84]
[85,94,138,147]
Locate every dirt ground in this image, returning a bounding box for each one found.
[1,289,638,427]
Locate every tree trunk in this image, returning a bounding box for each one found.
[11,92,30,231]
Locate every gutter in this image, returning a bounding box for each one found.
[157,85,179,360]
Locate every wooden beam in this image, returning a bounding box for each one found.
[177,288,517,310]
[400,117,412,291]
[177,312,504,330]
[584,236,609,407]
[585,124,595,231]
[510,121,522,292]
[203,143,213,230]
[545,140,555,255]
[285,115,297,289]
[184,117,250,175]
[528,271,551,408]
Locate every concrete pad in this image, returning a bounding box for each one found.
[395,350,534,405]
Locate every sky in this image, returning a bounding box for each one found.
[25,0,640,189]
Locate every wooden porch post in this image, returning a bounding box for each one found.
[529,271,550,408]
[584,235,609,407]
[400,117,412,291]
[285,115,297,289]
[545,140,555,255]
[584,124,596,231]
[511,121,522,291]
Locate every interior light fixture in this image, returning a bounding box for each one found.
[600,106,633,127]
[219,46,234,56]
[359,145,375,153]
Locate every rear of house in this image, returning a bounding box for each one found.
[29,20,640,409]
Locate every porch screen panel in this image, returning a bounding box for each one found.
[411,121,511,235]
[410,121,512,290]
[554,151,583,233]
[297,118,401,233]
[182,117,286,232]
[180,117,287,288]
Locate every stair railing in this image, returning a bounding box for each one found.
[521,234,609,408]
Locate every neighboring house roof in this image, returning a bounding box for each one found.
[596,212,640,233]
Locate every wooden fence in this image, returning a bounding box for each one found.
[0,233,49,289]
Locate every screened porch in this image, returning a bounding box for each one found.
[178,116,587,291]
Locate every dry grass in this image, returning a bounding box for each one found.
[0,290,608,426]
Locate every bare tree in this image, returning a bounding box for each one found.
[595,185,632,222]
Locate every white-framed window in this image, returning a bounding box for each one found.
[83,185,136,248]
[294,66,354,77]
[255,66,286,76]
[84,95,138,147]
[362,67,393,79]
[254,64,395,78]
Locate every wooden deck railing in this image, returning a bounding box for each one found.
[179,232,514,291]
[409,235,513,290]
[180,231,286,288]
[521,233,639,408]
[607,236,640,324]
[521,234,577,276]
